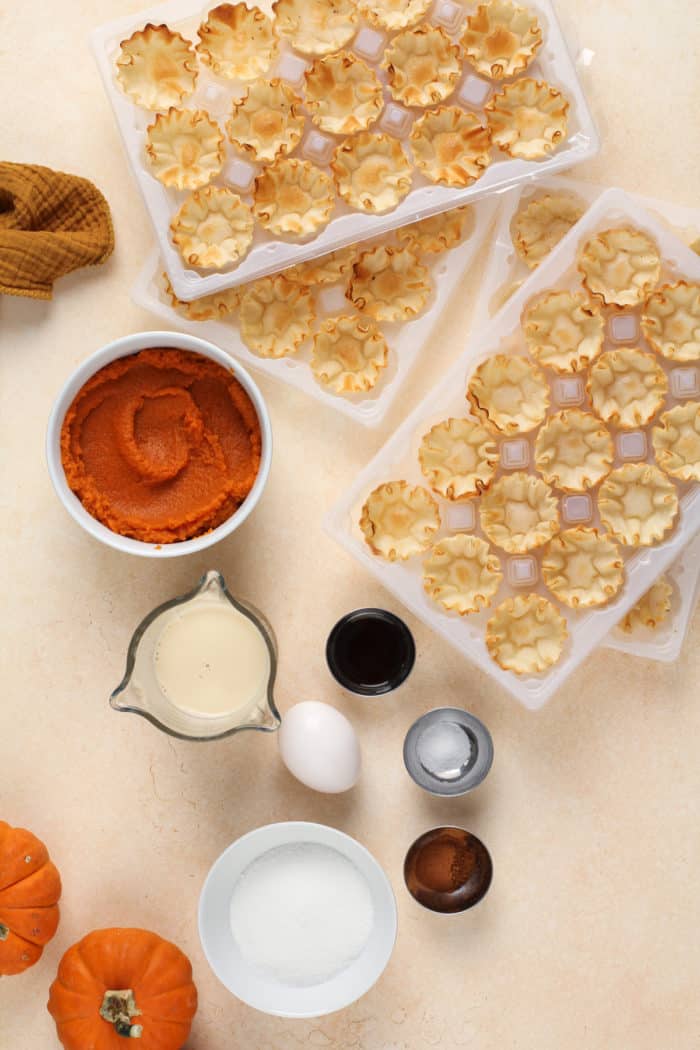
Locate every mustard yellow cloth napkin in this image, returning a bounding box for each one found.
[0,162,114,300]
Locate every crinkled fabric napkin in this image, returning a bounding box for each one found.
[0,162,114,300]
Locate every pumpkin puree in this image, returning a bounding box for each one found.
[60,348,262,543]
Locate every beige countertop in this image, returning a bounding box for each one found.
[2,2,700,1047]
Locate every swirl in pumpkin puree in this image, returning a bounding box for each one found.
[60,348,262,543]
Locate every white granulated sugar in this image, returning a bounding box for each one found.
[229,842,374,985]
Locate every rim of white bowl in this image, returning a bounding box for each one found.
[198,821,398,1018]
[45,331,272,558]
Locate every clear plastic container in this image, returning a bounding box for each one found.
[474,176,700,662]
[324,189,700,709]
[130,195,498,427]
[91,0,598,301]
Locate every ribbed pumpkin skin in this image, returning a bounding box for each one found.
[0,820,62,975]
[47,928,198,1050]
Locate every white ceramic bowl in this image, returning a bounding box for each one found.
[198,822,397,1018]
[46,331,272,558]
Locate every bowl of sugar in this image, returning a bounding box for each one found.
[198,822,397,1017]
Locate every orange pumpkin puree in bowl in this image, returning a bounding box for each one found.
[60,348,262,543]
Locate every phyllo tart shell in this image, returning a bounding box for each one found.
[146,108,225,190]
[396,205,474,254]
[311,314,389,394]
[226,79,304,162]
[586,347,668,429]
[304,53,384,136]
[272,0,358,56]
[618,576,673,633]
[578,226,661,307]
[522,289,604,373]
[510,191,586,269]
[360,480,441,560]
[423,534,503,615]
[287,246,358,287]
[485,78,569,161]
[652,402,700,482]
[331,132,413,214]
[486,594,568,675]
[197,3,278,80]
[358,0,432,31]
[467,354,550,434]
[598,463,678,547]
[418,417,499,499]
[254,157,335,237]
[479,471,560,553]
[382,24,462,108]
[239,273,315,357]
[534,409,613,492]
[170,186,254,269]
[116,24,198,111]
[542,527,624,609]
[461,0,542,80]
[347,244,431,322]
[161,270,241,321]
[641,280,700,362]
[410,107,492,188]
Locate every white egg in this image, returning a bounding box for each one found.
[278,701,361,794]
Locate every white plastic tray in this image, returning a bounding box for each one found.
[325,189,700,709]
[476,176,700,662]
[131,195,498,427]
[91,0,598,301]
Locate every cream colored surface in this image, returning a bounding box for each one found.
[1,3,699,1047]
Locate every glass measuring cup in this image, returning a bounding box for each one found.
[110,570,280,741]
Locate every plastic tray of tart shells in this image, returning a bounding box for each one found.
[131,197,497,426]
[91,0,598,301]
[474,176,700,661]
[324,189,700,709]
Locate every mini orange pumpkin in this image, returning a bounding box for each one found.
[48,928,198,1049]
[0,819,62,975]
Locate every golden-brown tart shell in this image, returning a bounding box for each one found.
[586,348,668,429]
[197,3,278,80]
[254,157,335,237]
[304,53,384,136]
[226,79,304,162]
[641,280,700,361]
[461,0,542,80]
[116,24,198,111]
[146,108,225,190]
[360,480,441,559]
[522,289,604,373]
[485,78,569,161]
[170,186,254,269]
[347,245,431,322]
[578,226,661,307]
[652,402,700,482]
[423,534,503,614]
[239,273,315,357]
[331,132,413,214]
[618,576,673,633]
[410,107,492,188]
[311,314,389,394]
[418,417,499,499]
[479,471,560,553]
[486,594,568,674]
[510,191,586,269]
[382,25,462,108]
[467,354,550,434]
[534,409,613,492]
[542,527,624,608]
[598,463,679,547]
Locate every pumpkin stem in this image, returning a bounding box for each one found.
[0,923,8,941]
[100,990,142,1039]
